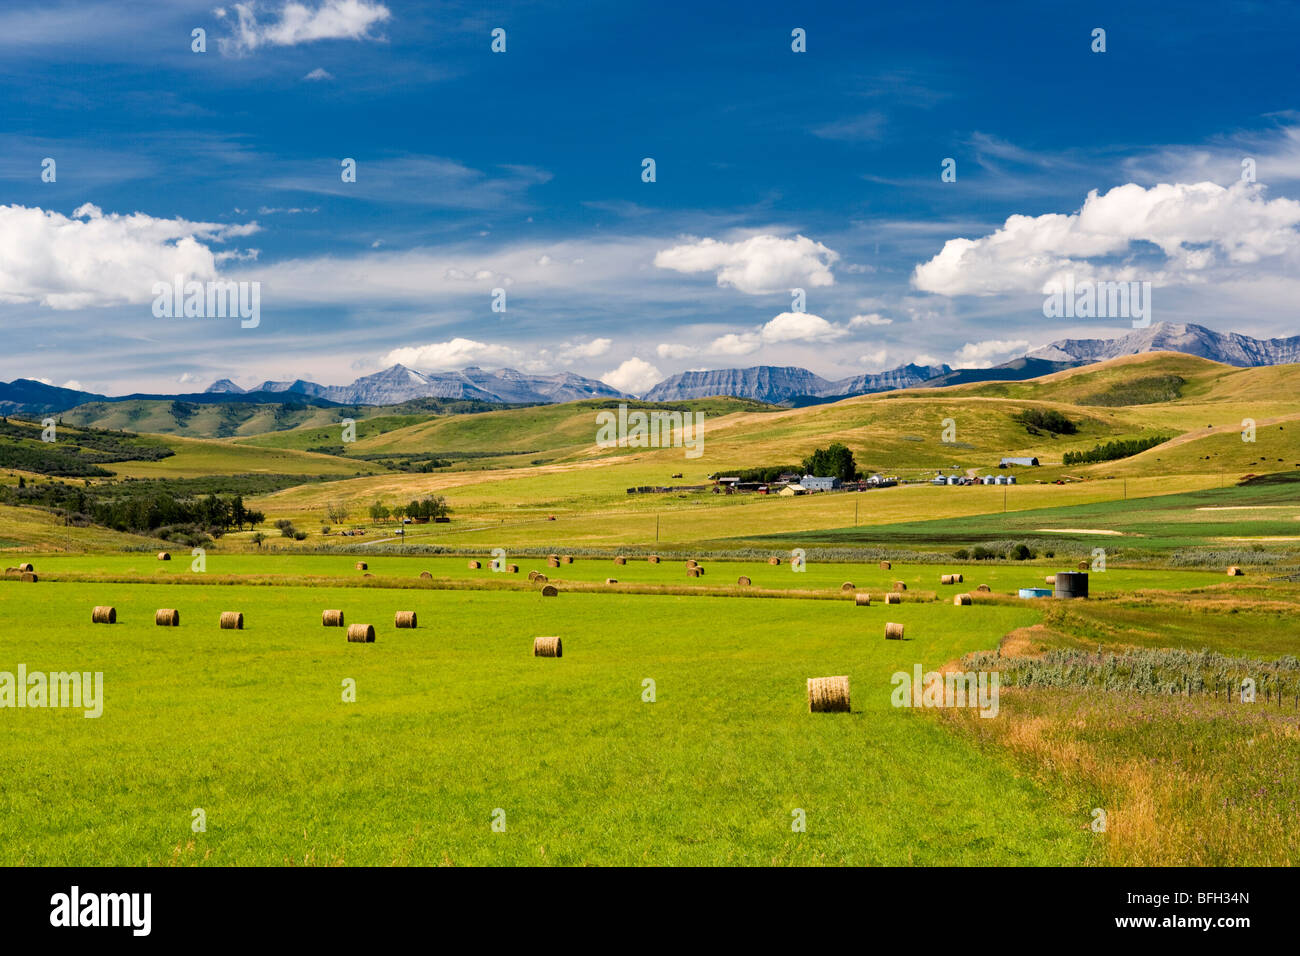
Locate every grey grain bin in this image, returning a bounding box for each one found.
[1053,571,1089,599]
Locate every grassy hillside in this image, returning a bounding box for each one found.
[62,396,510,439]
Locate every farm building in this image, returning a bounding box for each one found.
[778,484,806,496]
[800,475,841,491]
[999,456,1040,467]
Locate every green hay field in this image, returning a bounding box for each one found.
[0,581,1092,865]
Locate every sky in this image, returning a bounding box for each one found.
[3,0,1300,396]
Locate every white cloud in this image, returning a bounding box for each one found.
[219,1,392,55]
[911,353,942,366]
[303,67,334,81]
[703,311,847,356]
[952,338,1030,368]
[847,312,892,327]
[600,357,661,396]
[0,203,258,309]
[383,337,524,370]
[653,233,839,294]
[857,348,890,370]
[759,311,847,343]
[708,332,761,356]
[557,337,612,362]
[912,181,1300,296]
[655,343,698,359]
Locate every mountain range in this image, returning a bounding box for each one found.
[3,322,1297,415]
[642,363,951,404]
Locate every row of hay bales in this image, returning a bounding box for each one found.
[5,562,36,582]
[90,606,243,628]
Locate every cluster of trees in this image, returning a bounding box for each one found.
[802,443,860,482]
[1063,435,1169,466]
[0,478,264,536]
[367,495,450,524]
[732,465,802,483]
[953,543,1042,561]
[1013,409,1077,435]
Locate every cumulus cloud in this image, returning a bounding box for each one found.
[912,181,1300,296]
[847,312,892,327]
[703,312,849,356]
[655,343,698,360]
[218,1,391,55]
[382,337,524,370]
[556,337,612,362]
[952,338,1030,368]
[0,203,258,310]
[600,357,662,396]
[759,311,848,343]
[653,233,839,294]
[303,67,334,81]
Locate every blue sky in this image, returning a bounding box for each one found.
[3,0,1300,395]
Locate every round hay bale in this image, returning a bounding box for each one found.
[1078,561,1090,571]
[1045,575,1056,585]
[347,623,375,643]
[541,584,559,597]
[977,584,991,593]
[562,555,574,564]
[605,578,618,585]
[954,593,972,606]
[685,559,698,568]
[468,560,482,570]
[322,609,345,627]
[155,608,180,626]
[893,581,907,591]
[841,582,855,591]
[534,573,548,583]
[955,573,964,583]
[687,567,702,578]
[855,592,871,606]
[355,562,368,571]
[807,676,850,713]
[768,556,781,565]
[20,572,37,583]
[527,570,539,582]
[505,564,519,573]
[394,611,417,628]
[884,622,905,641]
[419,570,433,580]
[533,635,562,657]
[157,551,171,561]
[879,561,892,570]
[1227,566,1244,576]
[17,562,33,572]
[737,575,752,586]
[940,574,955,585]
[219,611,244,630]
[885,592,901,604]
[92,605,116,624]
[547,555,560,568]
[647,555,660,564]
[614,556,627,566]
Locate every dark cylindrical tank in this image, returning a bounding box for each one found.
[1053,571,1089,599]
